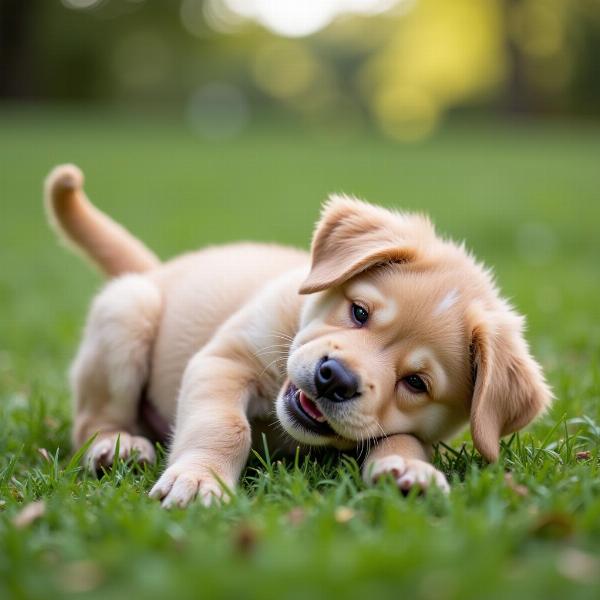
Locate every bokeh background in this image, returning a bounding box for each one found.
[3,0,600,139]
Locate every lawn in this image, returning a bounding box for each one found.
[1,107,599,599]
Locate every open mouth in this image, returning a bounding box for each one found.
[284,382,335,436]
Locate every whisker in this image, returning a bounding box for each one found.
[253,344,291,356]
[259,356,289,377]
[373,418,387,441]
[356,433,365,462]
[256,343,292,350]
[270,330,294,342]
[253,350,289,360]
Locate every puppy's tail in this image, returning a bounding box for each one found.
[44,164,160,278]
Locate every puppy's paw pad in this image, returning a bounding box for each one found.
[197,481,225,507]
[369,455,406,482]
[128,436,156,464]
[397,460,449,494]
[368,456,449,495]
[86,438,114,471]
[85,432,156,471]
[149,466,228,509]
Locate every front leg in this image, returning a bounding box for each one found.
[363,434,449,494]
[149,352,253,508]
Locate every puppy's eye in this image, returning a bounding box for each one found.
[351,303,369,326]
[402,374,428,394]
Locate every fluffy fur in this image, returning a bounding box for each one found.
[45,164,552,508]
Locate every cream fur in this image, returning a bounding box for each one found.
[69,274,162,467]
[45,164,553,507]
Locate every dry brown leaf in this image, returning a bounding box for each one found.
[575,451,591,461]
[504,473,529,497]
[334,506,355,523]
[286,507,306,526]
[44,416,59,430]
[233,523,259,556]
[530,511,575,540]
[59,560,104,593]
[12,500,46,529]
[556,548,599,583]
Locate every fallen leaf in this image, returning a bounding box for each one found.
[59,560,104,593]
[233,523,259,556]
[504,473,529,497]
[334,506,355,523]
[575,451,591,461]
[44,416,59,430]
[557,547,599,583]
[530,512,574,540]
[13,500,46,529]
[286,507,306,526]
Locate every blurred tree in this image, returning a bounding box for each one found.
[0,0,41,98]
[358,0,506,139]
[0,0,598,133]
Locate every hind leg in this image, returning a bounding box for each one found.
[70,274,162,471]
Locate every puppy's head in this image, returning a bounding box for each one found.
[275,196,552,460]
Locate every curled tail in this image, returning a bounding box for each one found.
[44,164,160,278]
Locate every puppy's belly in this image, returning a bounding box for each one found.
[145,243,308,422]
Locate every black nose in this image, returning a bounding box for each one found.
[314,358,359,402]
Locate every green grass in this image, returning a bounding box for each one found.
[1,107,600,599]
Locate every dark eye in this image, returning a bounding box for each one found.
[403,374,428,394]
[351,303,369,325]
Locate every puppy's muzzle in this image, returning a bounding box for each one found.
[314,357,359,402]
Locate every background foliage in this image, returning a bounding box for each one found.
[2,0,600,140]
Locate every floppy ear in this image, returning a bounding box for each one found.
[299,195,434,294]
[468,301,553,461]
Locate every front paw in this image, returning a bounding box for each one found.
[365,455,450,495]
[149,462,230,509]
[86,432,156,472]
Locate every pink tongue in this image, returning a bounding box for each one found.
[299,391,326,422]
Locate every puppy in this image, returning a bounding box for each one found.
[44,164,552,508]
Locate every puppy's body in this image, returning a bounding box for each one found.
[146,244,308,424]
[45,164,552,508]
[71,242,311,467]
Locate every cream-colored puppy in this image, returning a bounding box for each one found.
[45,164,552,508]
